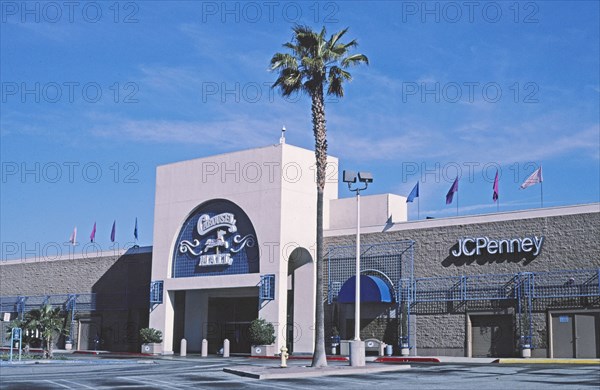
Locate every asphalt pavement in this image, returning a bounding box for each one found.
[1,355,599,389]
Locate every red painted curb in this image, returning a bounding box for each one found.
[72,351,153,357]
[375,357,441,363]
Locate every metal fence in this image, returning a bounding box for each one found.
[1,294,97,318]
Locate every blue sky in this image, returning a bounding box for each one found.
[1,1,599,260]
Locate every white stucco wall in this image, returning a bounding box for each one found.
[149,143,338,354]
[328,193,408,231]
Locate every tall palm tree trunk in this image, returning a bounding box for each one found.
[311,85,328,368]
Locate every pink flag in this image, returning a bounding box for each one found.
[90,222,97,243]
[69,226,77,245]
[520,166,543,189]
[493,170,499,202]
[446,177,459,205]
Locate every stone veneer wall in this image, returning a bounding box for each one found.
[0,249,152,352]
[324,212,600,357]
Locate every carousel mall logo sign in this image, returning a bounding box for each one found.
[451,236,544,257]
[178,212,255,267]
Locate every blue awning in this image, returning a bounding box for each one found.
[337,275,393,303]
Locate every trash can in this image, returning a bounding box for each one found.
[385,344,393,356]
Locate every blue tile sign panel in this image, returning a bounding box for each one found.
[172,198,259,278]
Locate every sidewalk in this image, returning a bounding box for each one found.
[224,363,411,380]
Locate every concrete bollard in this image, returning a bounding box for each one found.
[379,342,385,357]
[201,339,208,357]
[180,339,187,357]
[223,339,230,357]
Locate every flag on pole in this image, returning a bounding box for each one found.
[520,166,543,189]
[406,182,419,203]
[69,226,77,245]
[493,170,499,202]
[110,220,116,242]
[134,218,138,241]
[90,222,97,243]
[446,177,459,205]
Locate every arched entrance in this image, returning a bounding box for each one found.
[287,247,314,354]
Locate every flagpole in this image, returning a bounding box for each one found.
[417,196,420,220]
[541,181,543,208]
[456,191,459,216]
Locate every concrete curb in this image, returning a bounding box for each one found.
[496,358,600,365]
[375,357,441,363]
[0,359,157,366]
[224,363,411,379]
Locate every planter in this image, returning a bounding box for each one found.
[400,343,410,356]
[521,345,531,358]
[141,343,163,355]
[340,340,350,356]
[65,342,72,351]
[251,344,275,356]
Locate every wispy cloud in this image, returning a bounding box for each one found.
[90,117,280,150]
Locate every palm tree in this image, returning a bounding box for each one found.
[24,304,66,358]
[270,25,368,367]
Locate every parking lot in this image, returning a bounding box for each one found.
[1,356,599,389]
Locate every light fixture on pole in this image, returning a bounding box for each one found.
[280,126,286,144]
[342,170,373,367]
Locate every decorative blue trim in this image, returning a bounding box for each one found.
[150,281,164,304]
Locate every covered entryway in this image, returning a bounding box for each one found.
[551,312,600,358]
[207,297,258,354]
[470,314,515,357]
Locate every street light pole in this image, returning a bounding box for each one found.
[354,189,360,341]
[342,170,373,367]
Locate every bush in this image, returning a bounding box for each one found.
[248,318,275,346]
[139,328,163,344]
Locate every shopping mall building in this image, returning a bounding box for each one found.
[2,143,599,358]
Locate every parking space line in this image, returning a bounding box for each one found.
[118,376,194,389]
[58,379,97,389]
[44,380,73,389]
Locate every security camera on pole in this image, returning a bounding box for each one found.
[342,170,373,367]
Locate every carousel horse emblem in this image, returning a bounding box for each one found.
[204,229,229,252]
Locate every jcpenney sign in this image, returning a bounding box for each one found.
[451,236,544,257]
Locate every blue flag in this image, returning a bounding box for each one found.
[110,220,116,242]
[406,182,419,203]
[134,218,138,240]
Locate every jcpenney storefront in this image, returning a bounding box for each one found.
[325,204,600,358]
